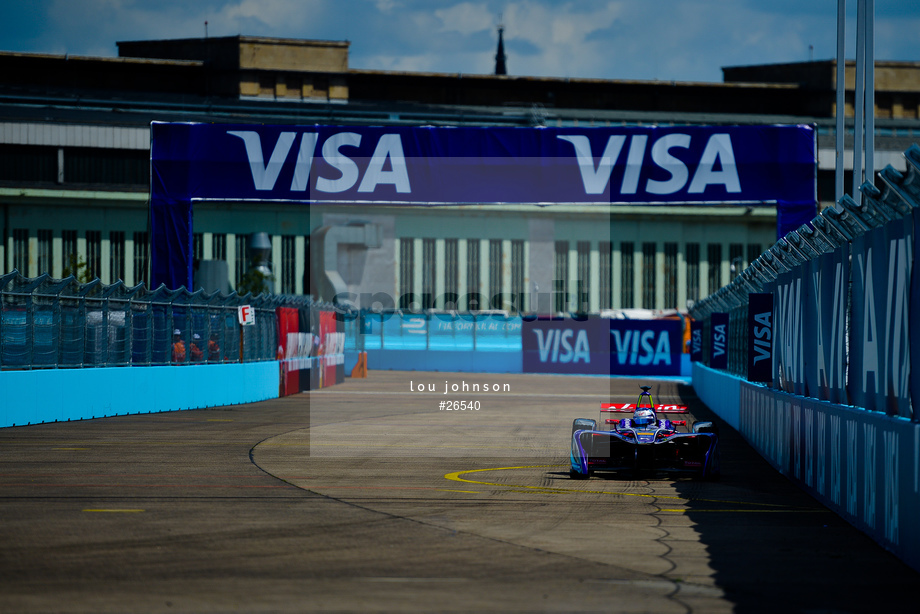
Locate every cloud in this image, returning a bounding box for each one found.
[434,2,494,36]
[11,0,920,83]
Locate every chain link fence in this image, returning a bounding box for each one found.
[0,270,289,369]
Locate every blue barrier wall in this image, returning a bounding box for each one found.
[0,363,281,428]
[366,349,522,373]
[694,361,920,572]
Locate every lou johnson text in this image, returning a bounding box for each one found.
[411,380,511,394]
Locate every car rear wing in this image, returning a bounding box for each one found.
[600,403,689,414]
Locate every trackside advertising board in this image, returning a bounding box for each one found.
[747,293,773,383]
[522,318,683,376]
[150,123,816,289]
[847,217,913,418]
[709,312,729,370]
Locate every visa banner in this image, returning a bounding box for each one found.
[747,293,773,383]
[152,122,815,205]
[150,122,816,289]
[709,312,729,370]
[522,318,683,375]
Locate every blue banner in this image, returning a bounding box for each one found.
[774,270,805,395]
[747,293,773,382]
[150,122,816,288]
[690,319,703,362]
[849,220,913,417]
[913,209,920,421]
[804,247,849,404]
[522,318,682,376]
[709,312,729,370]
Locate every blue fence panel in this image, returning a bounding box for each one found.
[474,315,523,351]
[428,313,475,350]
[381,313,427,350]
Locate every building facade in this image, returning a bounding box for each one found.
[1,36,918,312]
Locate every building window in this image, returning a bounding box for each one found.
[422,238,436,310]
[707,243,722,293]
[489,239,503,309]
[110,231,125,283]
[747,243,763,267]
[467,239,481,310]
[576,241,590,313]
[64,147,147,186]
[399,238,414,309]
[86,230,101,281]
[212,233,227,261]
[686,243,700,304]
[235,234,248,289]
[599,241,612,311]
[0,144,57,182]
[620,242,634,309]
[511,240,524,313]
[63,230,78,278]
[281,235,296,294]
[133,231,148,286]
[664,242,678,309]
[193,233,204,262]
[444,239,458,309]
[554,241,568,313]
[642,242,656,309]
[12,229,28,274]
[38,229,52,276]
[729,242,744,277]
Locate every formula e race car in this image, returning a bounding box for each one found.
[569,386,720,480]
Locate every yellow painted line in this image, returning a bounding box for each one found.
[309,442,551,450]
[82,509,145,513]
[437,489,480,494]
[445,465,679,501]
[658,508,829,513]
[444,465,818,510]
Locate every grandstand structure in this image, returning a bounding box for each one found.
[1,35,919,312]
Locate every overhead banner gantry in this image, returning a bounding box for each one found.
[150,122,816,289]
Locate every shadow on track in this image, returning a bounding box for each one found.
[670,384,918,612]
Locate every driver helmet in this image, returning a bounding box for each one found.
[633,408,656,427]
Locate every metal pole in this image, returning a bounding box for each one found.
[835,0,846,204]
[865,0,875,186]
[852,0,866,204]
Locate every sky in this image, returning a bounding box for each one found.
[1,0,919,83]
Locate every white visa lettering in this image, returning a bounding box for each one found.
[752,311,771,364]
[646,133,690,194]
[558,132,742,197]
[228,130,296,191]
[712,324,726,357]
[611,329,671,365]
[556,135,626,194]
[533,329,590,363]
[229,130,411,193]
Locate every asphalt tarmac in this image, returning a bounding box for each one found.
[0,370,916,613]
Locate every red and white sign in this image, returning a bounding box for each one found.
[237,304,255,326]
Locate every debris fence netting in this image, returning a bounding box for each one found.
[0,271,301,369]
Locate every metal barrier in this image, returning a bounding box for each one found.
[0,271,284,369]
[689,143,920,419]
[345,310,523,352]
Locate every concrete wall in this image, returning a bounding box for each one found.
[0,362,280,428]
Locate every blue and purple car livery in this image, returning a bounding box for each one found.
[570,386,720,480]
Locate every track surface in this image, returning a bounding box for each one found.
[1,371,916,612]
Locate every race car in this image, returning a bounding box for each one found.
[569,385,720,480]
